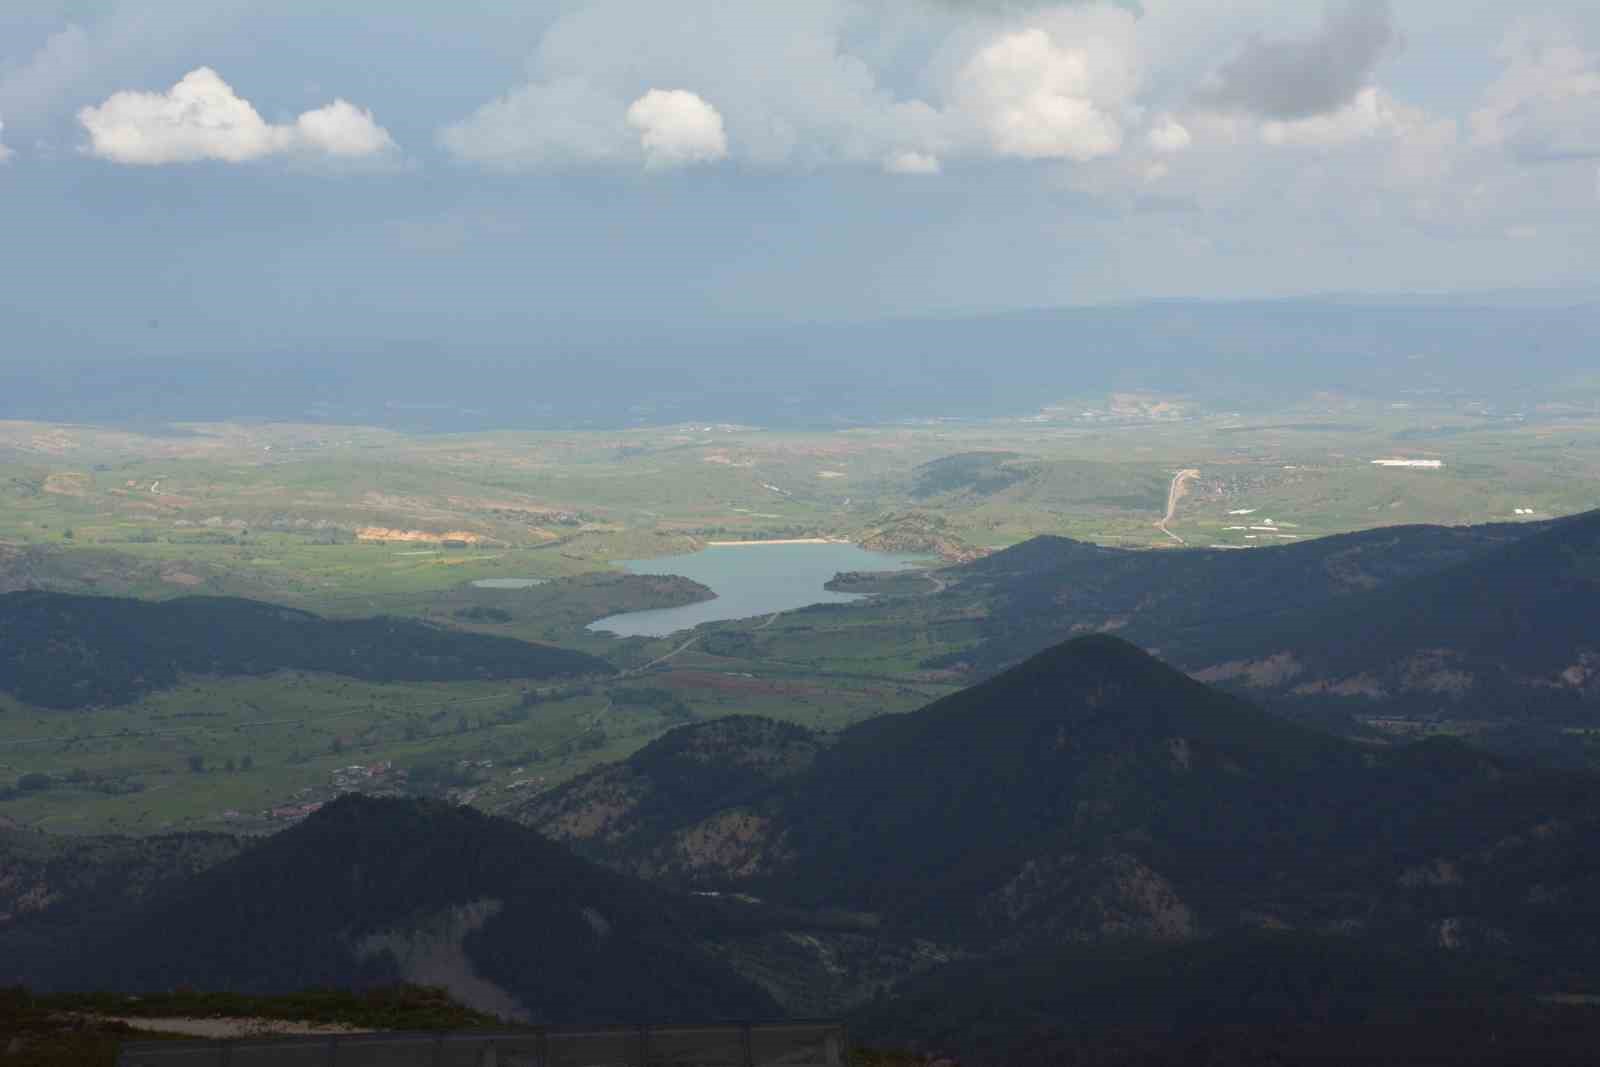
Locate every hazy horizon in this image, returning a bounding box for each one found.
[5,290,1598,432]
[4,0,1600,361]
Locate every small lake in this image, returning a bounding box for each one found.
[587,543,929,638]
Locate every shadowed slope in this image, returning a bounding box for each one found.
[525,635,1600,957]
[30,796,775,1023]
[0,592,613,709]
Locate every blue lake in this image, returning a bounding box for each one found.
[586,542,929,638]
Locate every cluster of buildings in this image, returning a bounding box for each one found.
[330,761,397,790]
[1222,516,1302,541]
[250,762,402,825]
[266,800,324,822]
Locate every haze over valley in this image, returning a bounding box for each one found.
[5,1,1600,1063]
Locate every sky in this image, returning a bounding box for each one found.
[3,0,1600,356]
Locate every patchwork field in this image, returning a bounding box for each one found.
[4,392,1599,833]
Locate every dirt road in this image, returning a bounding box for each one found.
[626,635,700,675]
[1157,469,1200,545]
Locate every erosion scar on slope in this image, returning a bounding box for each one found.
[1158,469,1200,545]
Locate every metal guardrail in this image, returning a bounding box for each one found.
[119,1020,850,1067]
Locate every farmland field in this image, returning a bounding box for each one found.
[4,391,1600,833]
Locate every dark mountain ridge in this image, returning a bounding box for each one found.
[520,635,1600,962]
[929,516,1549,676]
[13,638,1600,1059]
[0,591,613,709]
[19,795,775,1023]
[1188,506,1600,723]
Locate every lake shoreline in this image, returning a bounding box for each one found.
[587,543,928,637]
[703,537,852,546]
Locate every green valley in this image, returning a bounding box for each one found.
[4,402,1600,835]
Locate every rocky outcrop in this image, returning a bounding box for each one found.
[1193,652,1303,688]
[356,899,529,1022]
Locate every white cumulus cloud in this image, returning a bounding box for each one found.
[1471,21,1600,162]
[440,1,1145,174]
[438,77,634,169]
[952,19,1132,162]
[1146,116,1192,153]
[884,150,942,174]
[0,3,253,131]
[626,89,728,169]
[78,67,395,165]
[440,2,942,172]
[294,100,397,159]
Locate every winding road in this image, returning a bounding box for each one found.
[1157,468,1200,545]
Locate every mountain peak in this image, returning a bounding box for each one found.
[896,632,1339,764]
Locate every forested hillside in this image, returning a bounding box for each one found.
[1187,507,1600,724]
[522,635,1600,959]
[925,517,1547,675]
[0,592,613,709]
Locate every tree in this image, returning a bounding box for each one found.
[186,754,205,774]
[241,754,255,771]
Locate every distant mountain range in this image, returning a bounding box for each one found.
[0,592,613,708]
[5,295,1599,429]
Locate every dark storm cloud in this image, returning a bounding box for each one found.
[1196,0,1395,120]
